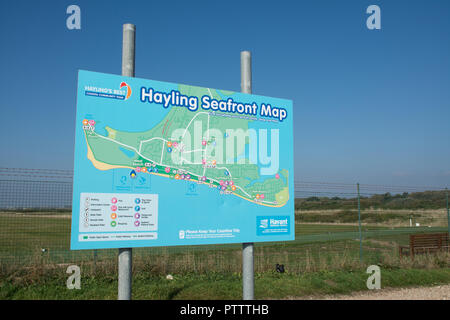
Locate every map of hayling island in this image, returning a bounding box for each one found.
[84,83,290,207]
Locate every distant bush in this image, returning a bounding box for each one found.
[295,210,422,223]
[295,190,447,211]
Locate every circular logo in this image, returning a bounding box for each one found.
[135,198,140,204]
[111,221,117,227]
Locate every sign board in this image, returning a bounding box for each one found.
[70,70,294,249]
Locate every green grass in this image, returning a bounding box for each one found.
[0,212,447,271]
[296,210,424,224]
[1,210,449,299]
[2,267,450,300]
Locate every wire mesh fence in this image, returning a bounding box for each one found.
[0,167,448,274]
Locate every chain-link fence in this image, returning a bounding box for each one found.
[1,167,449,274]
[294,182,449,270]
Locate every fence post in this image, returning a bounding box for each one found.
[241,50,254,300]
[93,249,97,273]
[446,188,449,237]
[118,23,135,301]
[357,183,363,262]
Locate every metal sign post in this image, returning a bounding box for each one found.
[118,23,135,301]
[357,183,363,262]
[446,188,449,237]
[241,51,254,300]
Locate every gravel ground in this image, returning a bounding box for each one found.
[292,285,450,300]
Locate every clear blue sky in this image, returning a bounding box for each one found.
[0,0,449,187]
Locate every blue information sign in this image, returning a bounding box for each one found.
[71,70,294,249]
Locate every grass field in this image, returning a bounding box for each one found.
[0,209,448,271]
[1,261,450,299]
[0,209,449,299]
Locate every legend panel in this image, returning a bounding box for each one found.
[79,193,158,234]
